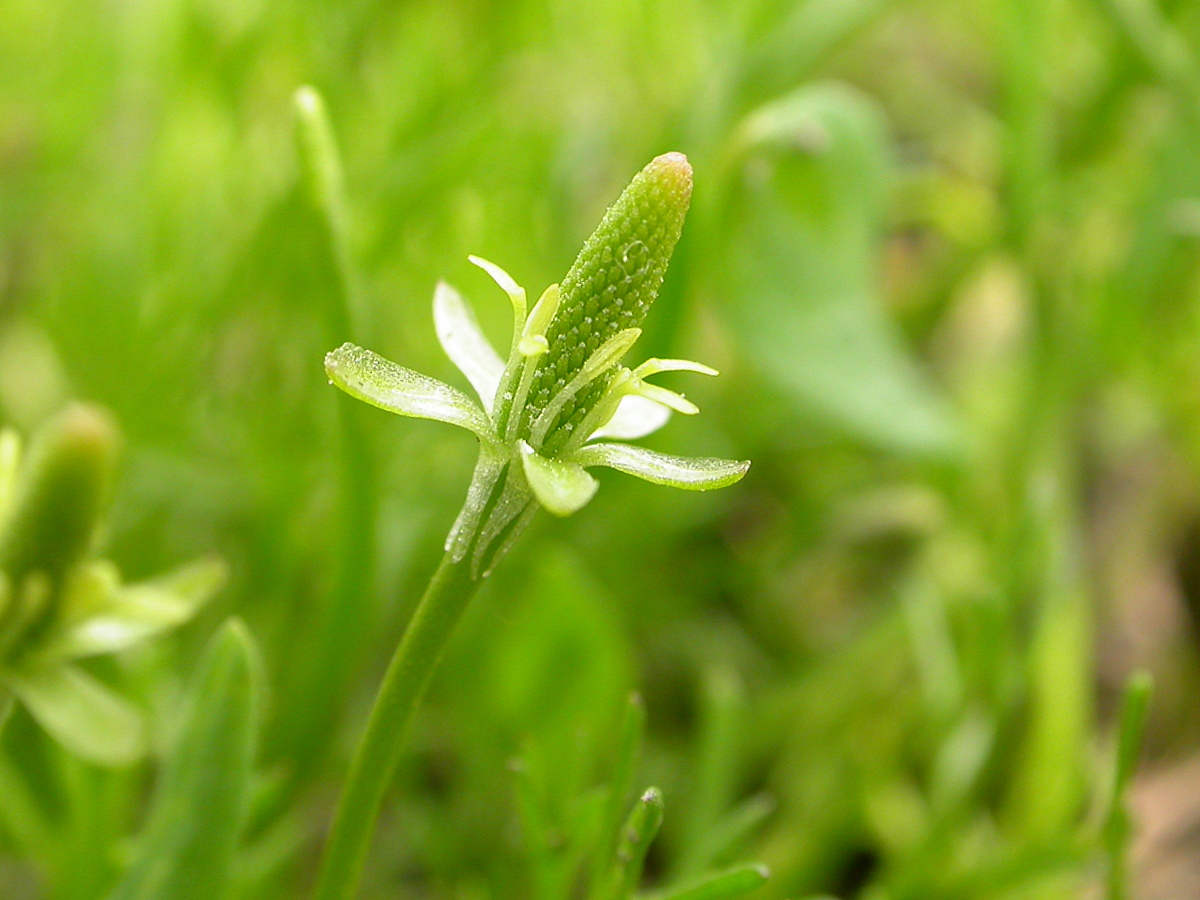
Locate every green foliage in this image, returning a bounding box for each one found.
[108,620,262,900]
[2,0,1197,897]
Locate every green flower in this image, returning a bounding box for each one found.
[326,153,749,576]
[0,406,224,765]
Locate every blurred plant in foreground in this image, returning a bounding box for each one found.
[0,404,224,766]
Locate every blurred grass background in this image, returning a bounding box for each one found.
[3,0,1200,896]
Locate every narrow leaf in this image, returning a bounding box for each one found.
[325,343,492,439]
[1104,671,1152,900]
[723,83,958,458]
[108,619,261,900]
[603,788,664,900]
[433,281,505,414]
[572,444,749,491]
[6,664,145,766]
[519,442,598,516]
[589,693,646,899]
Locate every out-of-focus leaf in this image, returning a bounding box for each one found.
[42,558,225,663]
[722,82,959,458]
[5,663,145,766]
[107,619,261,900]
[599,788,664,900]
[588,693,646,899]
[1104,671,1152,900]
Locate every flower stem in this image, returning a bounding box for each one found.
[313,551,480,900]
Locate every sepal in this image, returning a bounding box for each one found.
[571,442,750,490]
[326,343,493,440]
[519,441,598,516]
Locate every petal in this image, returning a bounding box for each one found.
[589,394,672,441]
[433,281,505,413]
[5,664,146,765]
[571,442,750,490]
[518,441,598,516]
[326,343,493,439]
[42,558,226,663]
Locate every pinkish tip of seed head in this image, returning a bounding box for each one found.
[646,151,692,202]
[651,151,691,176]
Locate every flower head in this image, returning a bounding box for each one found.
[326,153,749,576]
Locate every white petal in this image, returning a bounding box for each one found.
[589,395,672,441]
[518,441,598,516]
[571,442,750,491]
[433,281,505,413]
[326,343,492,439]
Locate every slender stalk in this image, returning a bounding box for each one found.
[313,552,481,900]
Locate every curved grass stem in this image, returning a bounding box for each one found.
[313,552,480,900]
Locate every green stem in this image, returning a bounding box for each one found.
[313,552,480,900]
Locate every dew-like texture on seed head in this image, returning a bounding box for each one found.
[527,153,692,455]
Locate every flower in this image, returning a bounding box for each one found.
[0,405,225,765]
[325,153,749,576]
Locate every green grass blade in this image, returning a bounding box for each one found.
[107,619,261,900]
[602,787,665,900]
[1104,671,1152,900]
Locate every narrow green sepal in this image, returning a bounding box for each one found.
[572,443,750,491]
[326,343,493,440]
[518,441,598,516]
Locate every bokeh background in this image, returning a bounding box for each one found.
[3,0,1200,896]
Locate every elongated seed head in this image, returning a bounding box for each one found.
[527,152,692,454]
